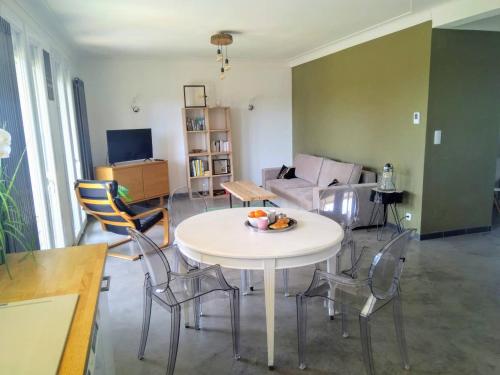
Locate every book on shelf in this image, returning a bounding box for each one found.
[190,159,208,177]
[211,140,230,153]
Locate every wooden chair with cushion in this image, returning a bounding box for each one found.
[75,179,169,260]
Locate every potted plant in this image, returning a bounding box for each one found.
[0,128,33,278]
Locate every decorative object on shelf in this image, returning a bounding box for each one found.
[213,159,230,175]
[186,116,205,131]
[183,85,207,108]
[210,32,233,80]
[0,128,34,277]
[379,162,396,191]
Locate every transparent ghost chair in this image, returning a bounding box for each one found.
[296,229,414,374]
[168,186,210,325]
[318,185,363,278]
[168,186,208,272]
[129,228,240,375]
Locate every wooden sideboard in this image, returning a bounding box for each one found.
[0,244,109,374]
[95,160,169,204]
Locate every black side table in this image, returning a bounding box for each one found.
[368,188,405,240]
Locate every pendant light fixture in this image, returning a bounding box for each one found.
[211,32,233,79]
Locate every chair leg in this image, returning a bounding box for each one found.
[247,270,254,291]
[138,282,152,360]
[348,236,358,279]
[193,278,201,330]
[159,214,170,248]
[240,270,248,295]
[108,236,132,249]
[240,270,253,295]
[359,315,376,375]
[296,294,308,370]
[341,303,349,338]
[166,305,181,375]
[283,269,289,297]
[229,288,241,359]
[393,293,410,370]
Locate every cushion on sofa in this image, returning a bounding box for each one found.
[317,159,362,187]
[293,154,324,184]
[265,178,315,194]
[360,170,376,183]
[277,187,314,211]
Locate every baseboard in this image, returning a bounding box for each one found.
[419,226,491,240]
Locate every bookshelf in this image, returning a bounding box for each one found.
[182,106,234,198]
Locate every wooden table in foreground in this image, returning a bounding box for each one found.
[221,180,277,207]
[0,244,108,375]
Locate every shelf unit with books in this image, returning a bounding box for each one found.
[182,106,234,198]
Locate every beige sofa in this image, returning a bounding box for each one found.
[262,153,378,227]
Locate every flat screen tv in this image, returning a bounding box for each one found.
[106,128,153,164]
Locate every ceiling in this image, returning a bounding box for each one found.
[452,13,500,32]
[34,0,454,59]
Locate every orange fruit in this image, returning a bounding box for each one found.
[248,211,256,218]
[255,210,267,217]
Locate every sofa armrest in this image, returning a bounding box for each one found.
[262,167,282,188]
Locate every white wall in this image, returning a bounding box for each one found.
[80,58,292,189]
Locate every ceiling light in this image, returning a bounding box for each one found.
[211,32,233,79]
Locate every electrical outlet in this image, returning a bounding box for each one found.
[405,212,412,221]
[413,112,420,125]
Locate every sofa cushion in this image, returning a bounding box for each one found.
[265,178,315,194]
[318,159,363,187]
[294,154,324,185]
[360,170,376,183]
[278,187,314,211]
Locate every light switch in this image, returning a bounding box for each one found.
[434,130,442,145]
[413,112,420,125]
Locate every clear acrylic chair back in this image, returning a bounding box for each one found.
[319,185,359,228]
[129,228,171,288]
[368,229,414,300]
[168,186,208,229]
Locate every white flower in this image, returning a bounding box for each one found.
[0,129,11,159]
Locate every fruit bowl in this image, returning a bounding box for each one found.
[247,217,261,227]
[247,209,269,227]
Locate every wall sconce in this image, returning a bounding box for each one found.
[248,97,256,111]
[131,96,141,113]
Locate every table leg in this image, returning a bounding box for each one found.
[263,200,266,207]
[263,259,276,369]
[229,194,233,208]
[326,255,338,318]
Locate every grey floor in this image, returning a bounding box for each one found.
[81,197,500,374]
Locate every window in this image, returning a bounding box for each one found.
[6,13,86,249]
[11,26,53,249]
[26,42,66,248]
[54,60,84,236]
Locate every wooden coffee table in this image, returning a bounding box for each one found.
[221,180,277,208]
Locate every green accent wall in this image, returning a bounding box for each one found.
[292,22,432,232]
[421,29,500,234]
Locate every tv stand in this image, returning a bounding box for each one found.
[95,160,169,205]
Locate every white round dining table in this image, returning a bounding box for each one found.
[175,207,343,368]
